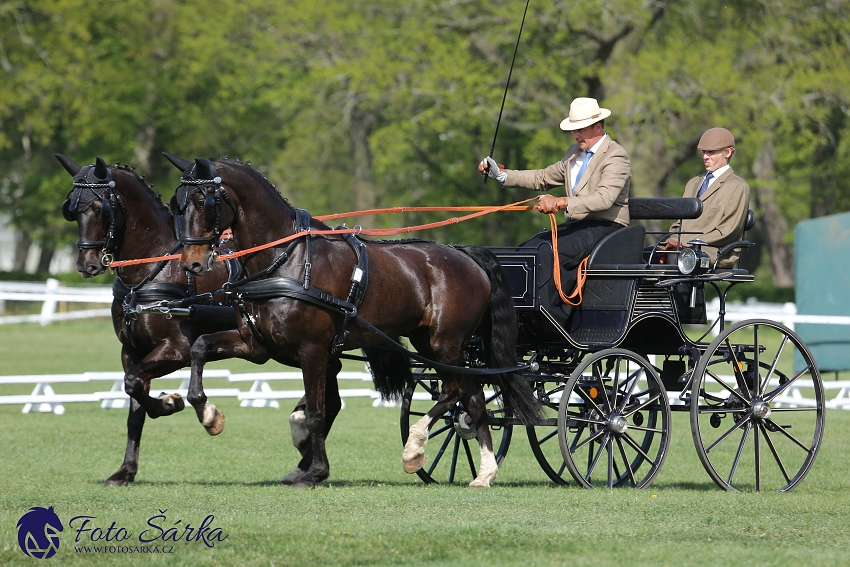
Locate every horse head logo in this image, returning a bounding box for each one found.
[17,506,63,559]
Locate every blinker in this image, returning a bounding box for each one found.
[204,193,217,231]
[101,197,112,223]
[62,199,74,221]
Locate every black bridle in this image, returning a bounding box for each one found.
[62,166,127,266]
[172,174,236,253]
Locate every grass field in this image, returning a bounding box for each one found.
[2,319,850,566]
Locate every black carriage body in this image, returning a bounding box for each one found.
[494,198,749,359]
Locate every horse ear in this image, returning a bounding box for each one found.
[94,157,110,180]
[194,157,219,181]
[55,154,82,176]
[162,152,193,172]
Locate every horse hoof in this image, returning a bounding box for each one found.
[203,406,225,436]
[281,467,306,485]
[468,478,491,488]
[160,393,185,413]
[403,452,426,474]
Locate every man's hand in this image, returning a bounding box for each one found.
[658,241,680,264]
[478,156,507,185]
[537,195,567,214]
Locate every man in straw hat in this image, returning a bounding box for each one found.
[478,97,631,304]
[661,127,750,268]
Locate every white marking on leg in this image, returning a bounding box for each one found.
[469,441,498,488]
[202,403,218,427]
[403,414,431,472]
[289,410,309,452]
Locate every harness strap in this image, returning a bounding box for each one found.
[232,276,530,376]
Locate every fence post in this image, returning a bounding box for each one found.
[39,278,61,326]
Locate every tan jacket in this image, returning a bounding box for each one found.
[667,167,750,268]
[503,135,631,226]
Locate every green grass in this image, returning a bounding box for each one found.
[1,320,850,566]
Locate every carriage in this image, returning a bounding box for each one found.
[400,197,825,492]
[60,154,824,493]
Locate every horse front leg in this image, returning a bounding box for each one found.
[188,329,268,435]
[104,397,146,486]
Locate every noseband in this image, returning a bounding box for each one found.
[63,172,126,266]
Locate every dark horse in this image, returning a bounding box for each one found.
[167,156,541,488]
[57,155,237,485]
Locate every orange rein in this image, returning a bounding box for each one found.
[548,213,589,306]
[107,198,537,268]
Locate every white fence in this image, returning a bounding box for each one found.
[707,297,850,334]
[0,279,112,325]
[0,370,384,415]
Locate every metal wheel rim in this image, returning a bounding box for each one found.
[557,348,671,489]
[689,319,825,492]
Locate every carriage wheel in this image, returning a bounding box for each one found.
[400,372,513,485]
[689,319,825,492]
[526,381,570,485]
[557,349,671,489]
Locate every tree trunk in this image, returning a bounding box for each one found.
[36,243,55,274]
[345,98,377,213]
[751,135,795,287]
[13,230,32,272]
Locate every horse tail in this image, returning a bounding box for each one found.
[362,346,410,401]
[460,245,543,425]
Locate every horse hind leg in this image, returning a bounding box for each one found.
[403,413,432,473]
[466,390,498,487]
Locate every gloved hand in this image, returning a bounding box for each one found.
[478,156,507,185]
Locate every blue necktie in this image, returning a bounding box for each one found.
[573,150,593,194]
[697,171,714,198]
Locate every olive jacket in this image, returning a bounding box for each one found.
[503,135,631,227]
[667,167,751,268]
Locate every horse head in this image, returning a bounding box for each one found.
[166,155,237,276]
[56,154,126,277]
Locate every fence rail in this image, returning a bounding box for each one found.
[0,279,112,325]
[1,370,847,415]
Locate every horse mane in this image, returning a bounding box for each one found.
[210,157,331,230]
[111,162,169,213]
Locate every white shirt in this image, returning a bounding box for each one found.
[703,164,730,191]
[569,134,607,189]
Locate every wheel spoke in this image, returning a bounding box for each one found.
[596,360,614,415]
[759,334,788,396]
[705,414,751,454]
[615,436,637,487]
[537,428,558,445]
[585,432,611,481]
[447,435,460,485]
[754,420,761,491]
[428,423,452,440]
[765,366,813,403]
[753,325,760,397]
[575,385,608,418]
[622,392,661,418]
[727,421,752,486]
[725,337,752,399]
[426,428,455,475]
[758,422,792,484]
[703,369,750,405]
[463,439,477,479]
[620,431,656,466]
[764,417,816,453]
[572,426,607,453]
[607,441,615,489]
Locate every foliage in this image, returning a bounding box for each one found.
[2,0,850,282]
